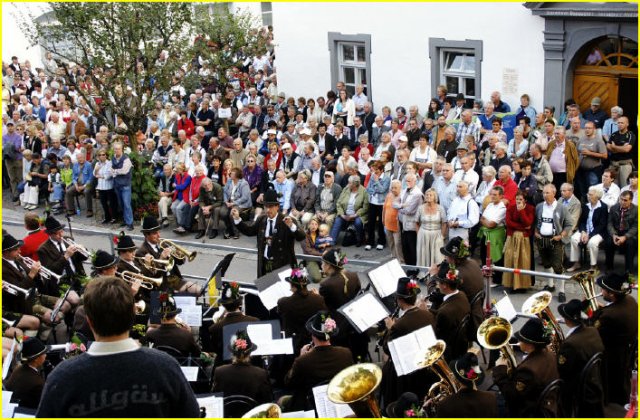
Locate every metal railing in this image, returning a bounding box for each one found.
[1,219,430,275]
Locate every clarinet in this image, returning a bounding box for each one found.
[376,305,400,349]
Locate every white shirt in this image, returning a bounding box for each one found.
[595,182,621,210]
[442,289,460,302]
[87,338,140,356]
[539,200,558,236]
[452,169,480,197]
[51,238,76,273]
[482,202,507,226]
[447,195,480,228]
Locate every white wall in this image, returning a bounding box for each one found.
[273,2,546,114]
[2,3,48,68]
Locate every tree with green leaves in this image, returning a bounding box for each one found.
[17,3,269,218]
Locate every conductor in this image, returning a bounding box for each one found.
[231,189,305,276]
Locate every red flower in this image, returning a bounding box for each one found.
[113,235,119,245]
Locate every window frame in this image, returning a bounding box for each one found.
[328,32,372,101]
[429,38,483,101]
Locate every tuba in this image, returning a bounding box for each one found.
[477,316,518,373]
[241,403,281,418]
[416,340,463,415]
[159,239,197,262]
[327,363,382,418]
[572,269,599,315]
[522,291,564,353]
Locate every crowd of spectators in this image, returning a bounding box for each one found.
[2,46,637,293]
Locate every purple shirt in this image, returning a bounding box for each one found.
[2,132,23,158]
[242,165,263,189]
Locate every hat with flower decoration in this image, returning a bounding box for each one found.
[114,231,136,251]
[514,317,552,345]
[285,264,309,287]
[322,248,348,269]
[219,281,242,305]
[305,310,339,341]
[396,277,421,299]
[228,328,258,356]
[154,292,182,318]
[449,352,485,385]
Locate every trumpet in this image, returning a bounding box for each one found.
[2,281,36,300]
[62,238,91,258]
[572,269,599,315]
[158,239,197,262]
[417,340,463,415]
[116,271,162,290]
[522,291,565,353]
[477,316,518,373]
[19,256,63,283]
[134,256,174,273]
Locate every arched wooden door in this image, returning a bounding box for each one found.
[573,37,638,117]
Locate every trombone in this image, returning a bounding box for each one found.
[134,256,174,273]
[62,238,91,258]
[19,256,64,283]
[521,291,565,353]
[116,271,162,290]
[477,316,518,373]
[158,239,197,262]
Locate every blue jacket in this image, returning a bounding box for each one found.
[72,161,93,186]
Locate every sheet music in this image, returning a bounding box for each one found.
[180,366,199,381]
[277,268,292,282]
[247,324,273,343]
[388,325,437,376]
[2,339,16,380]
[281,410,315,418]
[179,305,203,327]
[197,395,224,418]
[2,391,15,418]
[258,280,292,311]
[12,409,35,418]
[340,292,389,332]
[312,385,354,418]
[495,295,518,322]
[253,338,294,356]
[368,259,405,297]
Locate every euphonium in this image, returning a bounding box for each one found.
[477,316,518,372]
[522,291,565,352]
[159,239,197,261]
[327,363,383,418]
[117,271,162,289]
[572,269,598,314]
[417,340,463,414]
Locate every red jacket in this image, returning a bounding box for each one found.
[178,118,195,138]
[189,175,205,203]
[506,202,535,237]
[20,229,49,261]
[172,173,192,203]
[494,177,518,206]
[263,151,283,171]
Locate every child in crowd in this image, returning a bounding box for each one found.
[315,223,335,251]
[48,164,64,209]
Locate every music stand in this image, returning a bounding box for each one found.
[199,253,236,298]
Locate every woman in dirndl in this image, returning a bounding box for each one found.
[503,190,535,291]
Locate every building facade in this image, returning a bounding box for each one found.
[272,2,638,123]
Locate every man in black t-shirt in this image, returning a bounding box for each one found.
[607,116,636,187]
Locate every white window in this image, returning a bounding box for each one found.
[261,2,273,26]
[441,49,477,98]
[338,42,368,97]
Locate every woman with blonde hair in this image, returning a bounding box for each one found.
[416,188,447,267]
